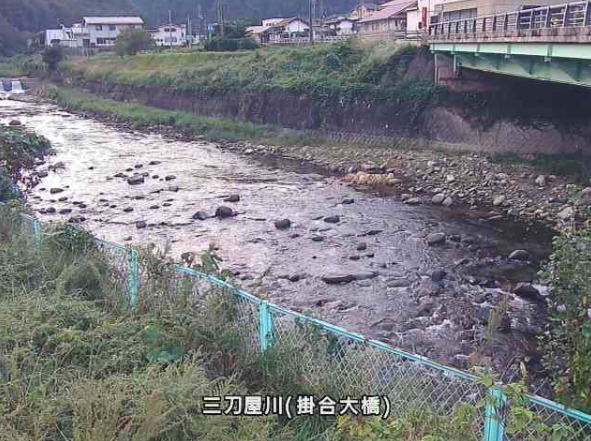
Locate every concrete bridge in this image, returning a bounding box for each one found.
[428,1,591,88]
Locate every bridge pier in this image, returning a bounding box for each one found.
[434,53,500,92]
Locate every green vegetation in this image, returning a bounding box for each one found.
[50,86,307,144]
[491,152,591,181]
[205,38,260,52]
[41,45,64,71]
[542,228,591,413]
[0,125,51,201]
[66,41,435,103]
[116,29,154,57]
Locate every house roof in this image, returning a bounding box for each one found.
[358,1,416,23]
[83,16,144,25]
[246,25,271,35]
[276,17,308,27]
[378,0,416,10]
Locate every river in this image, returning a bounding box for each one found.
[0,98,554,383]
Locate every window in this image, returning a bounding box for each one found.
[109,25,117,31]
[95,25,103,31]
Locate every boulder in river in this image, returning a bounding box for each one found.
[432,193,446,205]
[165,175,177,181]
[49,188,64,194]
[322,274,356,285]
[224,194,240,203]
[322,272,377,284]
[149,160,162,166]
[357,242,368,251]
[427,233,446,246]
[192,211,210,221]
[215,206,234,219]
[274,219,292,230]
[8,119,21,126]
[342,197,355,205]
[127,175,145,186]
[135,220,147,229]
[509,250,530,261]
[324,215,341,224]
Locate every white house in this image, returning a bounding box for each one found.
[326,17,355,35]
[150,24,187,47]
[82,16,145,48]
[251,17,310,43]
[45,28,78,48]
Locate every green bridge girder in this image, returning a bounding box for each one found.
[430,42,591,87]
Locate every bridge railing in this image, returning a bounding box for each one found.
[429,1,591,38]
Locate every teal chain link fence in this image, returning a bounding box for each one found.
[10,208,591,440]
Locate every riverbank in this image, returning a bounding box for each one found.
[46,86,590,231]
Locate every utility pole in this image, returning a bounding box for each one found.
[187,14,192,49]
[168,9,173,50]
[216,0,225,38]
[309,0,315,44]
[319,0,324,42]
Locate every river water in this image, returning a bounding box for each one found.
[0,98,553,380]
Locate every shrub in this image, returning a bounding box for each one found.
[115,29,154,56]
[41,45,64,71]
[204,38,260,52]
[541,228,591,412]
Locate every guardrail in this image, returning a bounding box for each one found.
[264,35,352,45]
[4,203,591,440]
[429,1,591,38]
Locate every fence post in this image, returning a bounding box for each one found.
[127,248,139,310]
[258,301,274,352]
[32,219,42,248]
[482,386,506,441]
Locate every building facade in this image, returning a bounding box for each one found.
[82,17,144,48]
[150,24,187,47]
[431,0,563,22]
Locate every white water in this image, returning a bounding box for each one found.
[10,80,24,94]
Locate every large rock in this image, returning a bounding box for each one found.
[513,283,542,301]
[432,193,446,205]
[274,219,292,230]
[135,220,147,229]
[557,206,574,220]
[535,175,546,186]
[8,119,21,126]
[127,175,145,186]
[192,211,210,220]
[427,233,446,246]
[215,206,234,219]
[165,175,177,181]
[404,197,421,205]
[509,250,530,261]
[324,215,341,224]
[49,188,64,194]
[321,272,377,285]
[493,195,506,206]
[224,194,240,203]
[322,274,356,284]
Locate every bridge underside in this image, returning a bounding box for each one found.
[430,42,591,87]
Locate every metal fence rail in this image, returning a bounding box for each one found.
[429,1,591,38]
[6,205,591,440]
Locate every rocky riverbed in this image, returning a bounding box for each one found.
[1,97,570,389]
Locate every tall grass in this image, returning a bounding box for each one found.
[66,41,420,101]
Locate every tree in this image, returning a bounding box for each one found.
[115,29,153,56]
[41,45,64,71]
